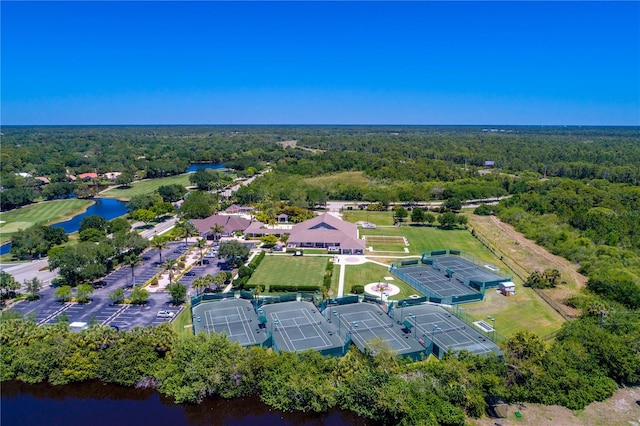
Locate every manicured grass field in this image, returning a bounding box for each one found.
[0,199,93,243]
[360,225,499,263]
[101,174,193,200]
[343,262,420,300]
[457,287,566,340]
[247,255,330,289]
[343,210,396,226]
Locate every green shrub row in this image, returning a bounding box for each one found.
[232,251,267,289]
[323,259,334,288]
[268,284,321,293]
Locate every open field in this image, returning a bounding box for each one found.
[101,174,193,200]
[467,213,585,319]
[359,224,502,261]
[247,255,329,290]
[343,210,396,226]
[0,199,93,243]
[304,171,370,187]
[470,386,640,426]
[460,287,566,339]
[343,262,419,300]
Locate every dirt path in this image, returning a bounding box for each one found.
[470,386,640,426]
[487,215,587,289]
[469,214,587,319]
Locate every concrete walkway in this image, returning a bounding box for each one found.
[147,239,203,293]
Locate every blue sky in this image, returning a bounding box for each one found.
[2,1,639,125]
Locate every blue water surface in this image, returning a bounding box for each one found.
[50,198,128,234]
[1,198,128,255]
[185,163,225,173]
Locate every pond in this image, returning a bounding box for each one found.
[49,198,128,234]
[0,198,128,255]
[185,163,226,173]
[0,381,370,426]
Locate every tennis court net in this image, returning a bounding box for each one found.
[274,320,322,331]
[350,322,394,333]
[207,318,252,329]
[432,325,466,335]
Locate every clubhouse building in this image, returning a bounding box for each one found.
[287,213,365,255]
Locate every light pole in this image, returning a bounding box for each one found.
[333,310,341,338]
[409,314,417,340]
[487,316,496,341]
[431,324,441,341]
[400,301,408,323]
[271,318,279,337]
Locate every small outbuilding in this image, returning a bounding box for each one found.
[498,281,516,296]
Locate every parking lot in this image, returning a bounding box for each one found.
[7,241,193,330]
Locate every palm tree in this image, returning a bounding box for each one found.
[192,276,206,295]
[163,258,178,285]
[151,236,169,263]
[178,221,199,247]
[195,238,207,264]
[124,253,142,286]
[209,224,224,243]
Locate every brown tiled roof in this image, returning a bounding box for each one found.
[288,213,365,250]
[190,215,252,235]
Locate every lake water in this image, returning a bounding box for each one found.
[49,198,128,234]
[0,198,128,255]
[0,381,370,426]
[185,163,225,173]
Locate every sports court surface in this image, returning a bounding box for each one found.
[192,298,268,347]
[260,301,345,354]
[432,256,506,286]
[392,255,510,303]
[391,303,501,358]
[328,302,426,359]
[397,264,476,298]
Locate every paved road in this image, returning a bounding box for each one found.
[0,259,58,289]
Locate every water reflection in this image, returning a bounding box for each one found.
[1,381,371,426]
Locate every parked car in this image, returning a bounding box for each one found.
[201,259,210,264]
[157,310,175,319]
[184,271,196,276]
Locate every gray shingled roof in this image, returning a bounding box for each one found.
[288,213,365,250]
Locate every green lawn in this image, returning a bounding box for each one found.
[101,174,193,200]
[343,210,396,226]
[343,262,420,300]
[359,225,498,263]
[0,199,93,243]
[458,287,566,340]
[248,255,330,290]
[172,304,195,338]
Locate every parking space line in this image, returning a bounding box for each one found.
[38,303,71,325]
[103,304,130,325]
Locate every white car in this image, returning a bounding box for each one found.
[157,310,175,319]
